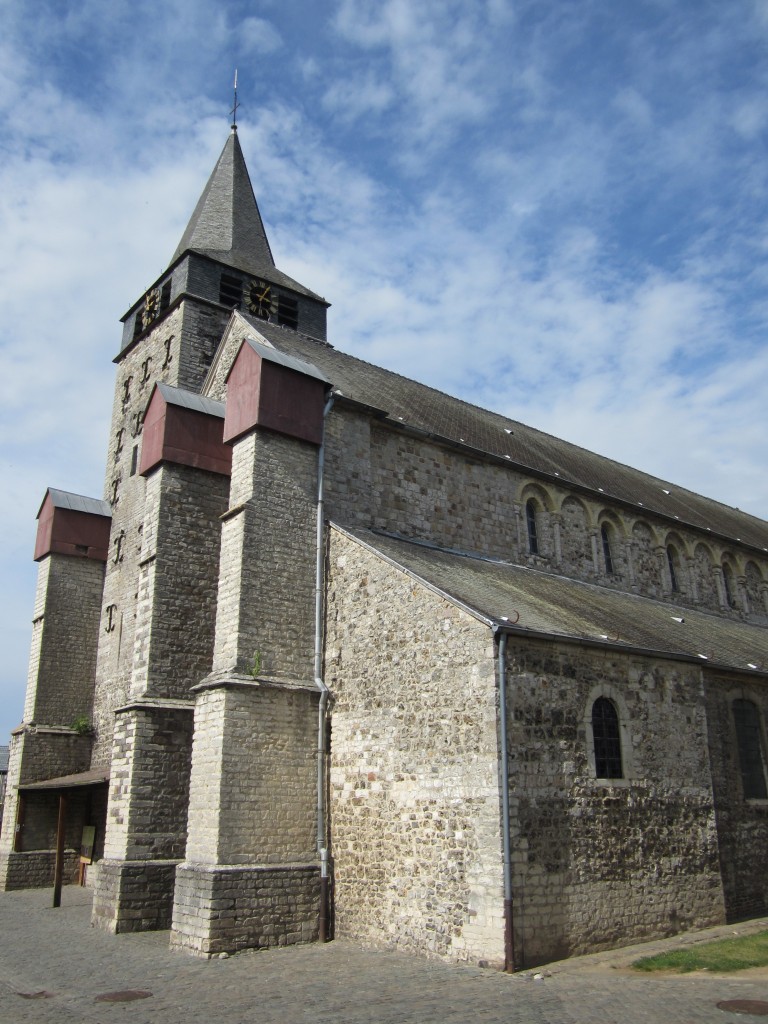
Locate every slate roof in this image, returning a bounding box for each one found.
[156,383,225,419]
[244,315,768,552]
[170,130,324,302]
[337,526,768,676]
[241,338,329,384]
[39,489,112,519]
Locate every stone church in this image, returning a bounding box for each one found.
[1,126,767,971]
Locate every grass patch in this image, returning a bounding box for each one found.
[633,930,768,973]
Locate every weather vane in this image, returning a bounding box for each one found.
[230,69,240,130]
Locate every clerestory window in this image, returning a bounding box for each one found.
[722,563,736,608]
[601,524,614,575]
[526,500,539,556]
[667,544,680,592]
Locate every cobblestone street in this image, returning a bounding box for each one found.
[0,887,766,1024]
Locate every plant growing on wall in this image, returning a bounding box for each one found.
[251,650,262,679]
[70,715,93,736]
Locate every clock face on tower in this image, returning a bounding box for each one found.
[142,288,160,329]
[247,278,277,319]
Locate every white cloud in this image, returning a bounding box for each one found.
[240,16,283,54]
[0,0,767,743]
[322,73,395,121]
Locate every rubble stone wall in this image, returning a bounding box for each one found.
[704,671,768,922]
[325,529,505,966]
[322,418,768,623]
[503,639,726,966]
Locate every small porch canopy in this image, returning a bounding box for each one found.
[16,768,109,907]
[18,768,110,792]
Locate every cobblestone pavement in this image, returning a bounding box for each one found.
[0,887,766,1024]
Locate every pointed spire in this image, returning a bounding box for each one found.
[171,130,275,276]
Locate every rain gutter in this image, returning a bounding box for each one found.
[314,392,335,941]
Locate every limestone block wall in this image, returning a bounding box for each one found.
[704,672,768,921]
[93,296,230,763]
[23,554,105,728]
[322,416,768,623]
[323,406,373,528]
[184,683,318,866]
[503,640,725,966]
[176,300,231,392]
[103,705,194,862]
[92,313,179,762]
[1,851,80,890]
[325,529,505,966]
[211,430,318,680]
[93,449,225,932]
[172,864,320,956]
[130,463,228,700]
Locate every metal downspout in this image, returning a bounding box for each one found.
[315,394,335,941]
[497,630,516,971]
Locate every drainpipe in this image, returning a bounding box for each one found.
[496,629,516,971]
[315,393,335,941]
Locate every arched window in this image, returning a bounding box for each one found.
[667,544,679,592]
[733,699,768,799]
[592,697,623,779]
[723,563,736,608]
[601,524,614,575]
[526,500,539,555]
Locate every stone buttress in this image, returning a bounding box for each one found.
[170,339,329,956]
[0,492,111,890]
[92,386,230,932]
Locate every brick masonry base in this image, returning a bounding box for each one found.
[0,849,80,890]
[170,863,321,957]
[91,858,181,933]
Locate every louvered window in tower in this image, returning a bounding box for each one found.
[278,295,299,330]
[219,273,243,308]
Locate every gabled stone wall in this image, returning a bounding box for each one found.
[325,528,505,966]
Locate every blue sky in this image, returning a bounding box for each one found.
[1,0,767,740]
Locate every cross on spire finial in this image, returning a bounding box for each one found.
[230,69,240,131]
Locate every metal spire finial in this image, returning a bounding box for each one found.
[230,69,240,131]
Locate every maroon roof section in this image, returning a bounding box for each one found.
[140,384,232,478]
[223,338,328,446]
[34,489,112,563]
